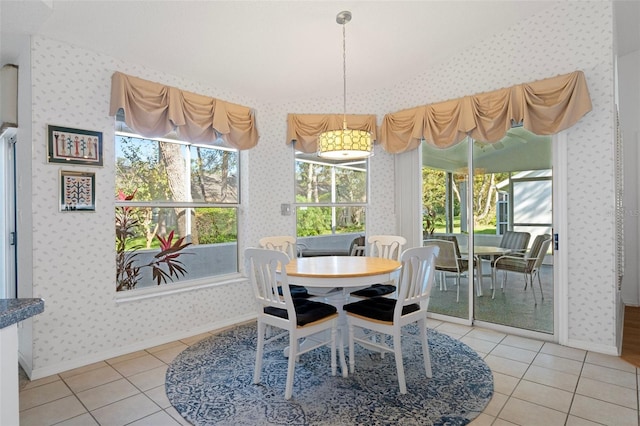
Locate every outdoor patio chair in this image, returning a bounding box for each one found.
[492,234,552,304]
[423,236,472,302]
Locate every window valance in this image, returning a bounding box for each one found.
[109,72,259,149]
[379,70,592,153]
[287,114,377,153]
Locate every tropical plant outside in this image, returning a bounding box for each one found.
[115,132,239,290]
[115,190,192,291]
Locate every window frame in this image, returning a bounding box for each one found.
[114,129,242,295]
[293,152,368,241]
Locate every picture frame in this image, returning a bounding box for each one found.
[60,170,96,212]
[48,125,103,166]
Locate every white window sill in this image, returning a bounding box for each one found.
[114,273,246,304]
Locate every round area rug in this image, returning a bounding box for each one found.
[166,323,493,425]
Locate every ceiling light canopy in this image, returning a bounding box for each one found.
[317,11,373,160]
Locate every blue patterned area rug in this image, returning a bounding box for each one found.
[166,323,493,425]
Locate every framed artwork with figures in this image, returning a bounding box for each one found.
[48,125,103,166]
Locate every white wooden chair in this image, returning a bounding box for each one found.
[259,235,298,259]
[344,245,439,394]
[350,235,407,298]
[246,247,343,400]
[259,236,310,299]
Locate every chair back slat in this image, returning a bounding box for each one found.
[245,248,292,313]
[499,231,531,255]
[526,234,551,269]
[368,235,407,261]
[259,236,298,259]
[394,246,439,321]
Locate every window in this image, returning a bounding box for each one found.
[294,151,366,252]
[115,130,239,292]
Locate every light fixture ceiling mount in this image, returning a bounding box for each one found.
[317,10,373,160]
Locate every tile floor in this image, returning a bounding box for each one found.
[18,319,640,426]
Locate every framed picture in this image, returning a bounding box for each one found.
[48,125,103,166]
[60,170,96,212]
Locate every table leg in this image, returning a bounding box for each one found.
[475,256,483,297]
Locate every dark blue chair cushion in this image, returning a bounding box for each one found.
[344,297,419,322]
[350,284,396,297]
[265,299,337,326]
[277,284,311,299]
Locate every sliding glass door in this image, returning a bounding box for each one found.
[423,128,554,334]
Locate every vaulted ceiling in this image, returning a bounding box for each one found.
[3,1,637,102]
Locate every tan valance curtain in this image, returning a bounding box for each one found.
[287,114,377,153]
[109,71,259,149]
[380,70,592,153]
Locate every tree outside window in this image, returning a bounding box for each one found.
[115,132,239,291]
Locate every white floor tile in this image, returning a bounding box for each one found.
[585,351,637,372]
[540,342,586,361]
[490,344,538,364]
[576,376,638,409]
[492,372,520,395]
[570,394,639,426]
[565,414,607,425]
[128,410,182,425]
[532,352,584,376]
[20,395,87,426]
[469,412,495,425]
[110,353,165,378]
[63,365,123,394]
[522,364,579,392]
[501,335,544,352]
[483,392,509,416]
[460,335,500,353]
[466,327,507,343]
[511,379,573,413]
[485,354,530,378]
[499,398,567,425]
[128,365,169,392]
[580,363,637,389]
[145,385,172,409]
[90,393,161,426]
[19,380,72,411]
[75,378,140,411]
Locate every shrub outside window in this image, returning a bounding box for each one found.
[115,131,239,291]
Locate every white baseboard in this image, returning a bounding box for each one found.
[24,313,256,380]
[564,337,620,356]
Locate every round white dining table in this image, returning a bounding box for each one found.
[283,255,402,291]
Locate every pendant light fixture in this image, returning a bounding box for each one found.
[317,11,373,159]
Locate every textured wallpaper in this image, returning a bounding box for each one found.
[24,0,616,376]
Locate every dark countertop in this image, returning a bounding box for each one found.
[0,298,45,329]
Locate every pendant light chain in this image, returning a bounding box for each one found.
[342,21,347,129]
